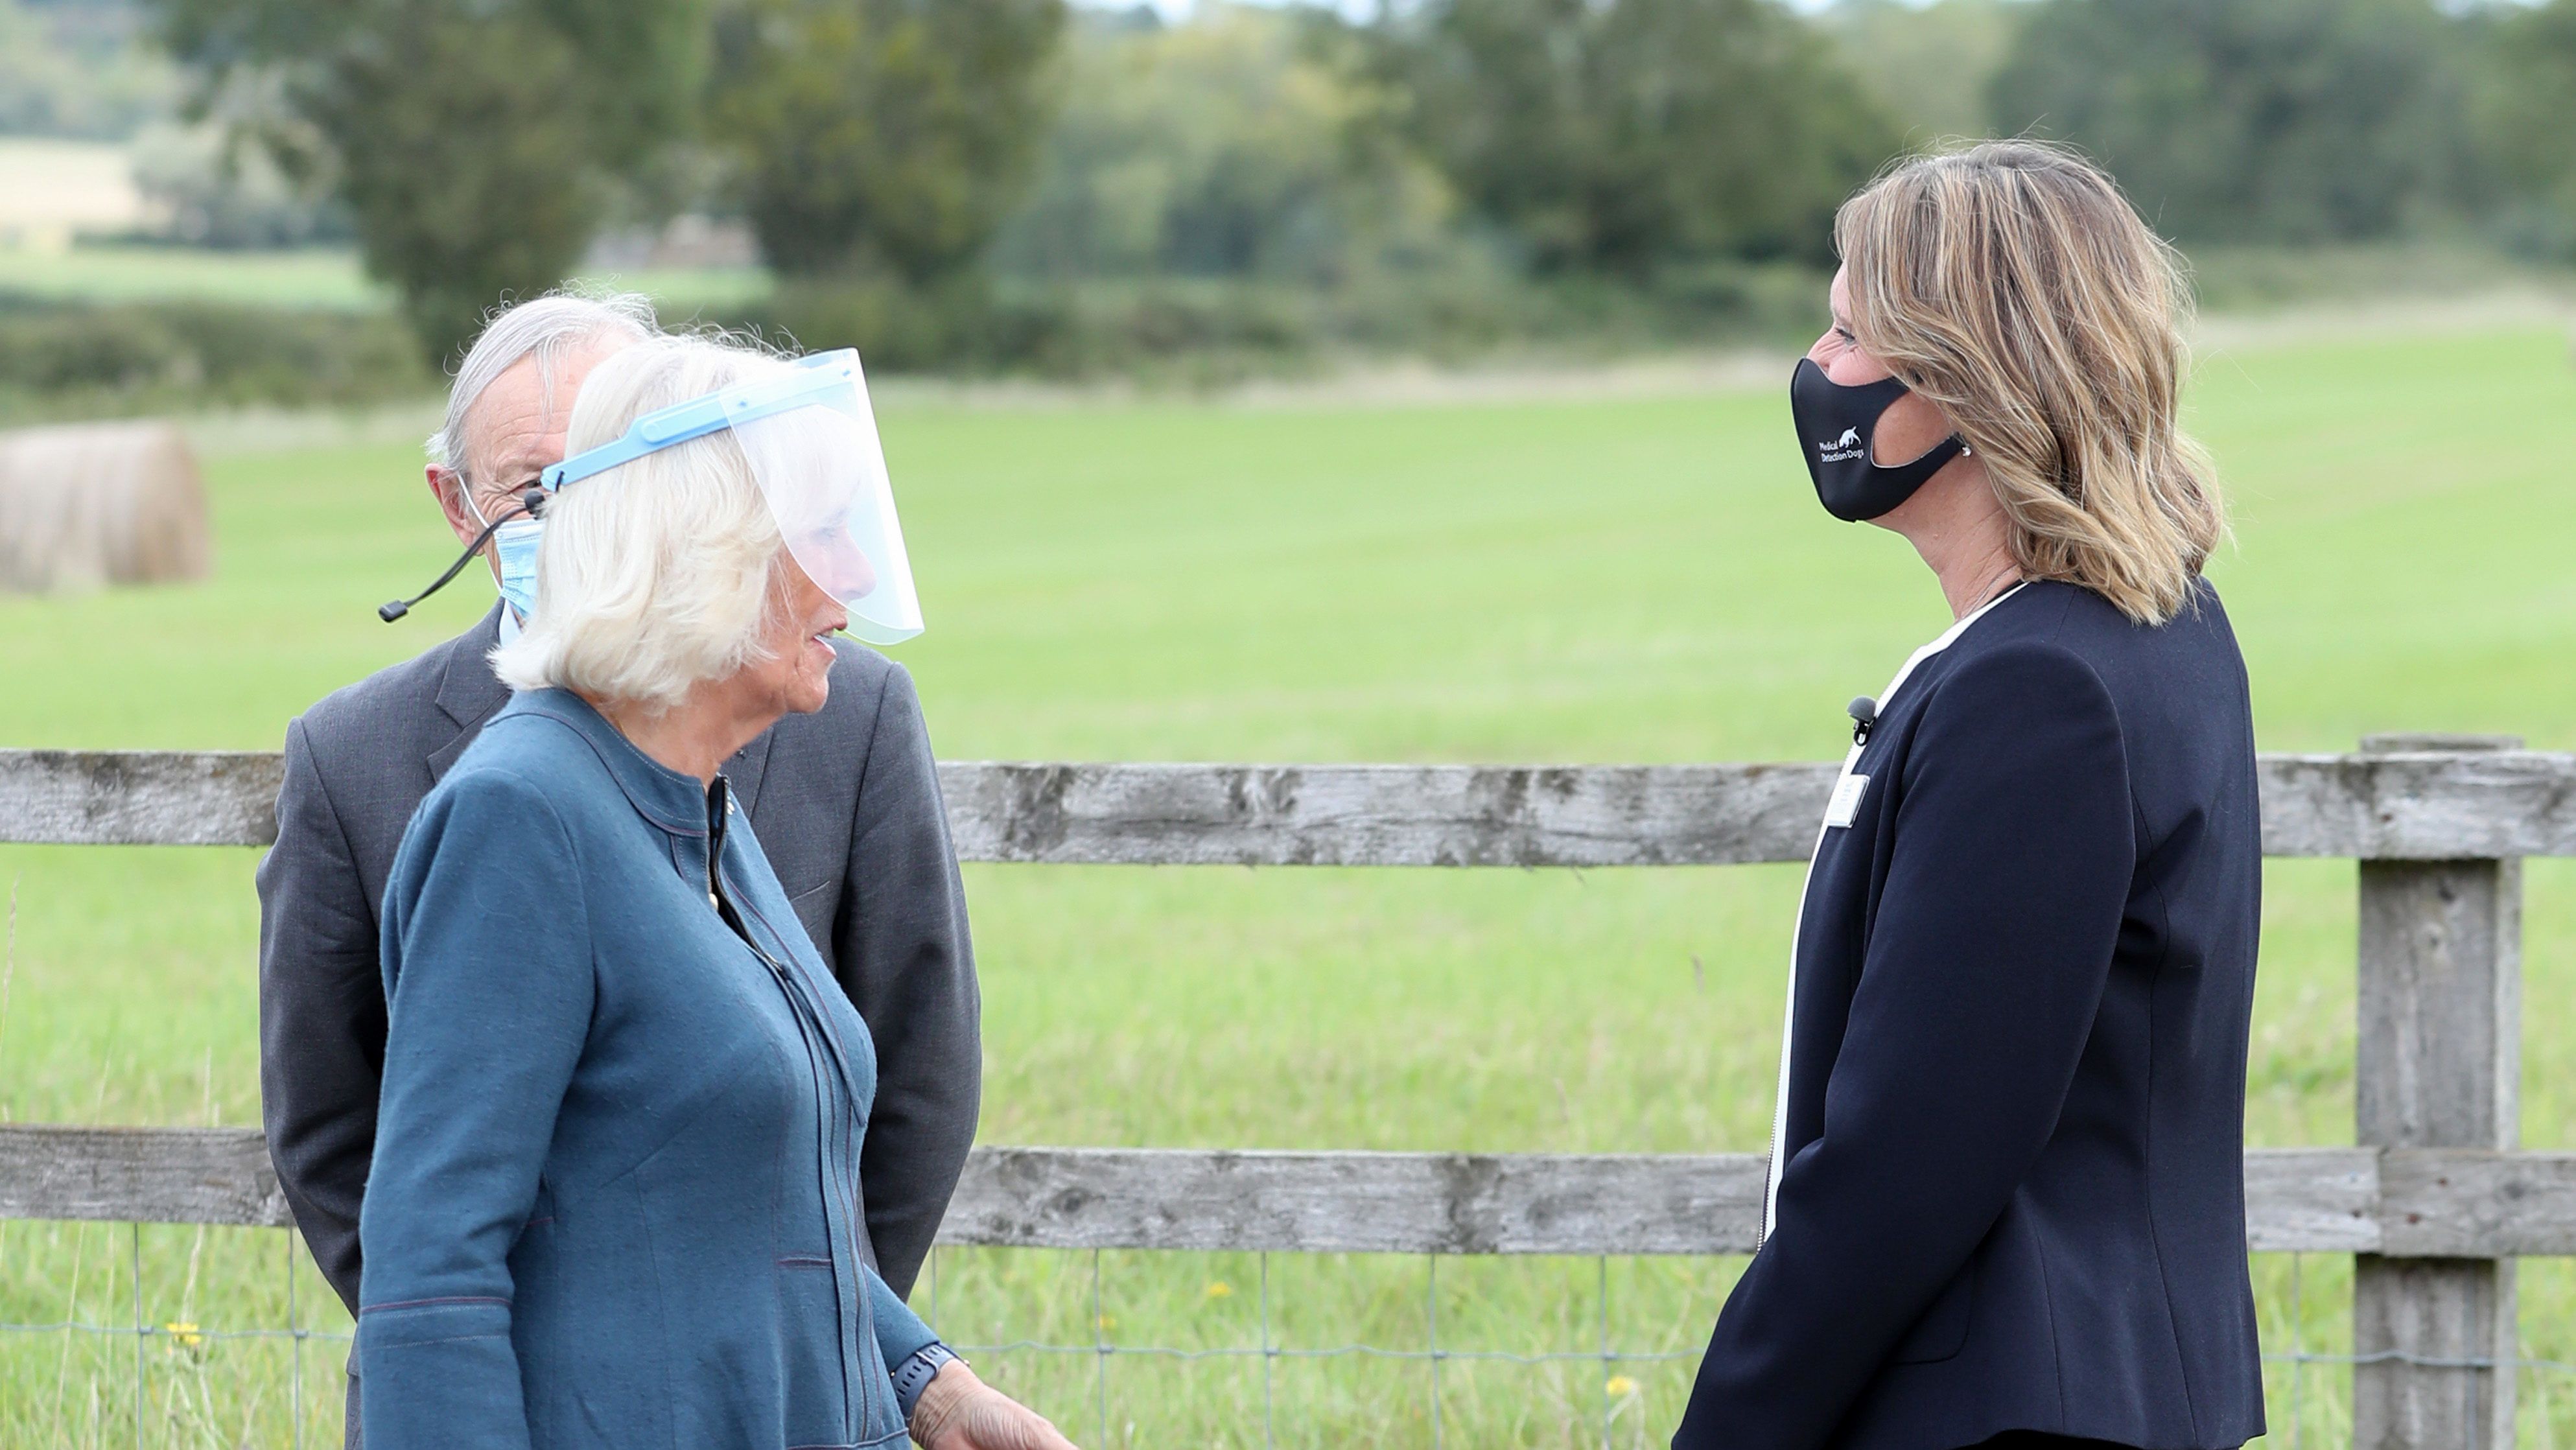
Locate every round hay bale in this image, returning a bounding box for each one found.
[0,419,212,594]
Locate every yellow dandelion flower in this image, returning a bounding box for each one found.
[1096,1313,1118,1332]
[163,1321,204,1351]
[1204,1281,1234,1300]
[1604,1375,1639,1397]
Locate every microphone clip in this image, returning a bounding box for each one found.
[1848,696,1878,747]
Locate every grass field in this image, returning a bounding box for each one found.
[5,316,2576,1445]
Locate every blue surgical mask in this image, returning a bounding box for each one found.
[493,518,543,619]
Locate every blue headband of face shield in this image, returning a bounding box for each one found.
[539,348,924,646]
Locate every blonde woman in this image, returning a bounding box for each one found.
[1676,143,2262,1450]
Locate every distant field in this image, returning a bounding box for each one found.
[4,320,2576,1444]
[0,139,151,244]
[0,240,770,314]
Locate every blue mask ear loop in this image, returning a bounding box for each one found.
[377,484,549,623]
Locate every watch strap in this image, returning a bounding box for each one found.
[891,1341,961,1421]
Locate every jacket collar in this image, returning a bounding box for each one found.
[725,731,777,819]
[502,688,712,838]
[427,603,511,784]
[434,602,511,728]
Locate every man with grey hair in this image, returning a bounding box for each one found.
[258,292,981,1445]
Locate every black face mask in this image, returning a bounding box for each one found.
[1789,357,1965,522]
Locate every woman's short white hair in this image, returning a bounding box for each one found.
[490,334,800,712]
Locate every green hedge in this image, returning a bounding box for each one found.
[721,262,1827,382]
[0,295,436,423]
[0,263,1827,419]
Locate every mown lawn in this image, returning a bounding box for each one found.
[3,320,2575,1445]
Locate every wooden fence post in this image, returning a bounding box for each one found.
[2353,732,2523,1450]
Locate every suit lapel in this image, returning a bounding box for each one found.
[427,603,511,784]
[726,729,779,821]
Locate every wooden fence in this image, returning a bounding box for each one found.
[3,734,2573,1447]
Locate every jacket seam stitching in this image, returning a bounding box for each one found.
[2030,1205,2069,1429]
[511,703,707,836]
[292,718,373,934]
[366,1331,506,1348]
[358,1295,508,1313]
[633,1173,680,1450]
[2137,780,2203,1443]
[827,665,898,955]
[849,659,895,812]
[464,762,599,996]
[2050,587,2200,1439]
[436,606,508,727]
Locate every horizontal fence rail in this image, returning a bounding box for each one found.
[9,747,2576,861]
[6,1127,2573,1259]
[8,740,2570,1448]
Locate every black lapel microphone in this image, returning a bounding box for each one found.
[1848,696,1878,747]
[378,486,549,623]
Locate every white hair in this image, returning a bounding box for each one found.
[489,335,799,712]
[425,289,661,482]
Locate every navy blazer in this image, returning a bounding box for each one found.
[1676,580,2264,1450]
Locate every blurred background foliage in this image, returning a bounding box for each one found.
[1370,0,1898,273]
[0,0,176,138]
[989,6,1447,285]
[148,0,713,356]
[708,0,1064,284]
[1987,0,2489,243]
[3,0,2576,390]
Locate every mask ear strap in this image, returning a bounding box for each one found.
[452,471,491,531]
[1877,435,1965,477]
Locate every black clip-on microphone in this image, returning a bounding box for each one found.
[1848,696,1878,747]
[379,486,548,623]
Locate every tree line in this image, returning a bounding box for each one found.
[137,0,2576,364]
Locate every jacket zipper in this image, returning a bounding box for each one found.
[710,826,874,1432]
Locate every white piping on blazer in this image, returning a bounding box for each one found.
[1761,582,2028,1243]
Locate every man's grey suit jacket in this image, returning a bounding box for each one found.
[257,603,980,1326]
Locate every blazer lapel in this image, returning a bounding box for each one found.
[427,603,511,784]
[725,729,779,820]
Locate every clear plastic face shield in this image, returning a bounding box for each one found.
[538,349,923,646]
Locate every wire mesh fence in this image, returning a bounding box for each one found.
[916,1249,1705,1450]
[1,1222,342,1449]
[7,1229,2576,1449]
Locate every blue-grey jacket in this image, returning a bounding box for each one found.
[358,689,941,1450]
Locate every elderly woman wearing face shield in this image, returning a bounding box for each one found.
[1674,143,2264,1450]
[357,335,1073,1450]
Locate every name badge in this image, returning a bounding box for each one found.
[1824,773,1871,828]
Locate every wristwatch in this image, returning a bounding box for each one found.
[892,1342,961,1421]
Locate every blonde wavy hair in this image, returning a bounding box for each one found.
[1836,140,2224,624]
